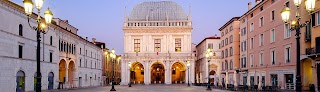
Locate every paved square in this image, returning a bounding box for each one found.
[45,85,231,92]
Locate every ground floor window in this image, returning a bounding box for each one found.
[271,74,278,86]
[243,76,247,85]
[250,76,254,86]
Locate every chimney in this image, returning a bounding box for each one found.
[92,38,96,43]
[248,2,252,10]
[85,37,88,41]
[255,0,261,4]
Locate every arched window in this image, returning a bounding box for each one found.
[19,24,23,36]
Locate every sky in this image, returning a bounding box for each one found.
[11,0,255,54]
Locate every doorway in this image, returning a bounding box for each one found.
[16,70,25,92]
[151,62,165,84]
[48,72,54,90]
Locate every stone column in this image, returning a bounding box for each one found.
[165,61,170,84]
[145,62,150,85]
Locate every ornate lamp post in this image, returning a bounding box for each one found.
[110,49,116,91]
[22,0,53,92]
[128,61,132,87]
[187,61,191,87]
[281,0,316,91]
[205,49,214,90]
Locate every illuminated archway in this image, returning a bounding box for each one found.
[151,62,165,84]
[171,62,186,84]
[68,61,75,86]
[302,58,313,90]
[59,59,66,83]
[130,62,144,84]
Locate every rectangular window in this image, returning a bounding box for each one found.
[230,47,233,56]
[134,39,140,52]
[285,47,291,63]
[225,38,228,45]
[259,17,264,27]
[175,38,181,52]
[271,29,275,42]
[260,6,263,11]
[49,52,52,62]
[250,54,253,67]
[260,34,264,46]
[49,36,53,45]
[243,57,247,68]
[229,35,233,44]
[241,27,247,36]
[251,38,254,49]
[271,50,275,65]
[208,43,213,49]
[241,42,243,52]
[19,45,23,58]
[284,24,291,38]
[80,59,82,67]
[250,23,254,32]
[260,53,264,66]
[80,48,82,54]
[317,12,320,25]
[154,39,161,52]
[244,41,247,51]
[271,10,275,21]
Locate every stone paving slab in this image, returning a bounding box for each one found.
[44,84,232,92]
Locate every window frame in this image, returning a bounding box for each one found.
[134,39,141,52]
[270,29,275,43]
[175,38,182,52]
[284,24,291,38]
[271,10,275,21]
[154,39,161,52]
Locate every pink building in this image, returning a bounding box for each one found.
[237,0,317,90]
[219,17,241,87]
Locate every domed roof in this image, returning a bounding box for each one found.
[128,1,188,21]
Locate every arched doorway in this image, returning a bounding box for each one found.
[16,70,25,92]
[68,61,75,87]
[59,59,66,89]
[48,72,54,90]
[171,62,186,84]
[302,58,313,90]
[130,62,144,84]
[34,72,42,91]
[151,62,165,84]
[209,70,216,85]
[209,64,218,85]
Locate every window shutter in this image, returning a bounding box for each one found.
[311,13,315,27]
[316,37,320,53]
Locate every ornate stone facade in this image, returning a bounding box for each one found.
[121,1,195,85]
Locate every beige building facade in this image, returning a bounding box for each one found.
[195,36,221,85]
[121,1,195,85]
[0,1,104,92]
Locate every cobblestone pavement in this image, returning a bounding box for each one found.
[44,84,232,92]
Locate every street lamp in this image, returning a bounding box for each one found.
[23,0,53,92]
[205,48,215,91]
[187,61,191,87]
[128,62,132,87]
[110,48,116,91]
[280,0,316,91]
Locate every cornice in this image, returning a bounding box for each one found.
[123,27,192,33]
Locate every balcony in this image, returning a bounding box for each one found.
[306,48,316,55]
[305,33,311,42]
